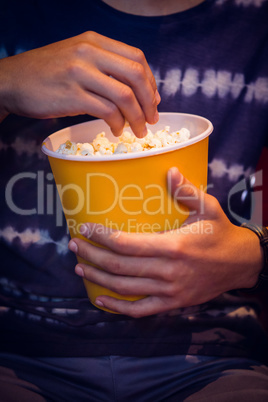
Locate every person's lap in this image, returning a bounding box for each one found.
[1,353,268,401]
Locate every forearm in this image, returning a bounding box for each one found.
[68,169,268,317]
[0,57,12,122]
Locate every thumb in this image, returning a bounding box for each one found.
[167,167,205,214]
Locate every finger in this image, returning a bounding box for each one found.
[85,32,158,95]
[77,87,126,136]
[75,262,164,296]
[77,33,159,134]
[97,51,159,128]
[69,237,165,278]
[167,167,206,214]
[95,295,174,318]
[79,68,150,138]
[79,223,184,259]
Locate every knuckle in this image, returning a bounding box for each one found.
[110,233,127,252]
[102,102,119,120]
[81,30,98,42]
[108,279,121,294]
[174,182,199,204]
[165,242,183,260]
[71,39,98,59]
[165,283,177,298]
[182,183,197,198]
[132,48,146,64]
[66,61,84,78]
[163,264,176,282]
[118,85,135,104]
[77,41,89,55]
[72,41,92,58]
[129,61,146,82]
[111,281,129,296]
[108,258,122,275]
[112,284,123,294]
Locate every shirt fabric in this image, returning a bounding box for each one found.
[0,0,268,361]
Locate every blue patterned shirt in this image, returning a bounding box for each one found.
[0,0,268,361]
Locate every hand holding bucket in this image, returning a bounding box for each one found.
[42,113,213,312]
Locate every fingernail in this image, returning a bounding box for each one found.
[169,167,179,175]
[111,128,123,137]
[140,126,148,138]
[75,265,84,277]
[68,240,78,253]
[95,299,104,307]
[153,110,159,123]
[155,89,161,104]
[79,224,89,237]
[168,167,183,185]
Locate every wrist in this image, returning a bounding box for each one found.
[240,224,268,292]
[0,57,14,122]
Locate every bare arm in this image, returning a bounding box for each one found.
[0,31,160,137]
[68,167,263,317]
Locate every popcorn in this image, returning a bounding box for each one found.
[114,143,128,154]
[130,142,143,153]
[56,140,78,155]
[56,126,190,156]
[78,143,94,156]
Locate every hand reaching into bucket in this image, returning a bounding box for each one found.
[0,32,160,138]
[68,167,263,317]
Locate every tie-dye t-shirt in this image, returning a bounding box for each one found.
[0,0,268,361]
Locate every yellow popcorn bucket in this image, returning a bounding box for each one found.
[42,113,213,312]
